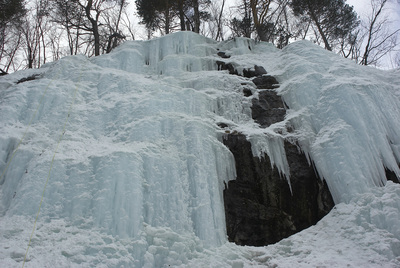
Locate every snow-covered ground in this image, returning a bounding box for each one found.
[0,32,399,267]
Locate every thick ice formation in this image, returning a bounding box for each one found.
[0,33,240,266]
[1,32,400,267]
[275,41,400,203]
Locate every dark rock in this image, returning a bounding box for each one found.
[223,134,334,246]
[243,88,253,97]
[386,168,400,183]
[223,74,334,246]
[254,65,267,76]
[217,122,229,129]
[217,52,231,58]
[252,90,286,127]
[252,75,279,89]
[216,61,238,75]
[243,65,267,78]
[243,68,257,78]
[217,62,268,79]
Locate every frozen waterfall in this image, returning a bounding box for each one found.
[1,32,400,267]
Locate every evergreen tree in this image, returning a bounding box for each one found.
[290,0,359,51]
[136,0,174,35]
[0,0,26,74]
[185,0,211,33]
[136,0,210,36]
[229,0,253,38]
[0,0,26,27]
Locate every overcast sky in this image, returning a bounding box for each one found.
[348,0,400,20]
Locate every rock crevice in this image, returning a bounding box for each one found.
[220,61,334,246]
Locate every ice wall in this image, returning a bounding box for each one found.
[275,41,400,203]
[0,32,242,266]
[92,31,218,75]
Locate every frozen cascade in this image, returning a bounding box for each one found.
[0,32,244,266]
[275,41,400,203]
[0,32,400,267]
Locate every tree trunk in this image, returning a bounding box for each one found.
[85,0,100,56]
[115,0,124,33]
[216,0,226,40]
[0,67,8,75]
[165,0,170,34]
[250,0,268,41]
[92,21,100,56]
[256,25,269,41]
[5,34,21,72]
[178,0,185,30]
[193,0,200,33]
[309,9,331,51]
[28,46,33,69]
[66,23,74,55]
[243,0,251,38]
[361,0,385,65]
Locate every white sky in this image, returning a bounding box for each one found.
[348,0,400,21]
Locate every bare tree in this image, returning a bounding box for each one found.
[359,0,400,66]
[205,0,226,40]
[250,0,272,41]
[51,0,85,56]
[0,27,23,73]
[120,9,136,40]
[2,0,133,71]
[82,0,103,56]
[228,0,253,38]
[215,0,226,40]
[339,30,359,59]
[103,0,128,53]
[274,0,292,48]
[248,0,291,43]
[19,0,51,69]
[48,27,64,61]
[51,0,124,57]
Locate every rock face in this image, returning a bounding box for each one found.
[252,75,279,89]
[251,89,286,128]
[386,168,400,183]
[221,62,335,246]
[223,135,333,246]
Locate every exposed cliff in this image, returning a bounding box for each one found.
[218,62,334,245]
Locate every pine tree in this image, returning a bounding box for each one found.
[135,0,210,35]
[290,0,359,51]
[136,0,173,35]
[0,0,26,27]
[229,0,252,38]
[0,0,26,74]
